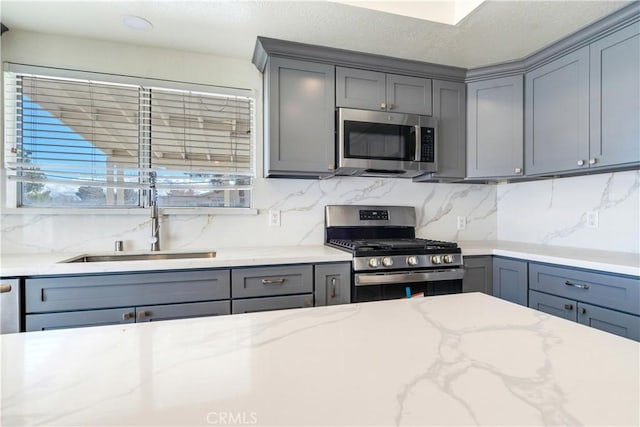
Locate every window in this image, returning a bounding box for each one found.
[3,65,254,208]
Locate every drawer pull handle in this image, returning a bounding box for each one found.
[0,284,12,293]
[262,278,286,285]
[122,312,134,321]
[580,307,587,315]
[564,281,589,290]
[564,303,574,310]
[137,310,151,320]
[330,277,337,298]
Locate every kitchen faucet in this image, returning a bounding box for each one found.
[149,171,160,252]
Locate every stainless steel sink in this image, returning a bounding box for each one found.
[61,251,216,263]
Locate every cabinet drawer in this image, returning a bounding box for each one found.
[232,294,313,314]
[529,263,639,315]
[136,300,231,323]
[529,290,577,322]
[26,307,135,331]
[231,265,313,298]
[26,269,231,313]
[578,303,640,341]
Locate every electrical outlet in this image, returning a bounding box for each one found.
[456,216,466,230]
[268,209,281,227]
[586,211,599,228]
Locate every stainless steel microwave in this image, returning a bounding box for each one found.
[336,108,437,178]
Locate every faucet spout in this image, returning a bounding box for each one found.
[149,172,160,252]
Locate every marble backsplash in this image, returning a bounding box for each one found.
[0,177,497,254]
[497,170,640,253]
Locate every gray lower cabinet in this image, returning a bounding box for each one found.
[336,66,432,115]
[577,303,640,341]
[462,256,493,295]
[24,269,231,331]
[231,265,314,314]
[415,80,466,180]
[528,262,640,341]
[529,290,577,321]
[135,301,231,322]
[231,265,313,298]
[467,75,524,178]
[26,307,136,331]
[232,294,313,314]
[264,57,335,177]
[314,262,351,305]
[26,269,230,313]
[493,257,528,306]
[529,262,639,315]
[589,23,640,169]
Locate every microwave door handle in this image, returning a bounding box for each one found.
[414,125,421,161]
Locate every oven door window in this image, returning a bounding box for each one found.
[343,120,415,161]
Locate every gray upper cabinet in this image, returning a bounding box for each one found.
[589,23,640,169]
[336,67,432,115]
[525,47,591,175]
[265,57,335,177]
[467,75,524,178]
[430,80,466,179]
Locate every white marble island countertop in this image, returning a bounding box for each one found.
[2,293,638,426]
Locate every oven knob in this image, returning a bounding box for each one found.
[431,255,442,265]
[406,256,418,266]
[443,255,454,264]
[382,257,393,267]
[369,258,380,268]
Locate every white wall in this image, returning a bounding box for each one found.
[497,170,640,253]
[0,30,497,254]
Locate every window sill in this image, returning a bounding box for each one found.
[0,207,259,216]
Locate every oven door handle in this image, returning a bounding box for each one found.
[355,268,465,286]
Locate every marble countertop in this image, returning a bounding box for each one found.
[0,245,353,277]
[457,240,640,276]
[1,241,638,277]
[2,293,638,426]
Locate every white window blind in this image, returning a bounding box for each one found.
[3,66,254,208]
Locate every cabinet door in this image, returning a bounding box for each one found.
[430,80,466,179]
[266,57,335,177]
[25,269,230,313]
[525,47,590,175]
[467,75,523,178]
[26,307,135,332]
[232,294,313,314]
[590,23,640,168]
[336,67,386,110]
[578,303,640,341]
[232,265,313,298]
[462,256,493,295]
[314,262,351,306]
[135,301,231,323]
[386,74,432,115]
[493,257,528,306]
[529,290,577,322]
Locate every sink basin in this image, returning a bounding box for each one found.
[61,251,217,263]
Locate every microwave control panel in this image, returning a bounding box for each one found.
[420,127,435,162]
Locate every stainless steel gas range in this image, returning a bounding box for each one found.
[325,205,465,303]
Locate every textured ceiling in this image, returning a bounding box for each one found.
[0,1,632,69]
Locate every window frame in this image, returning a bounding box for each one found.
[3,63,256,211]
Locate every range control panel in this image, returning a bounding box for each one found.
[359,209,389,221]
